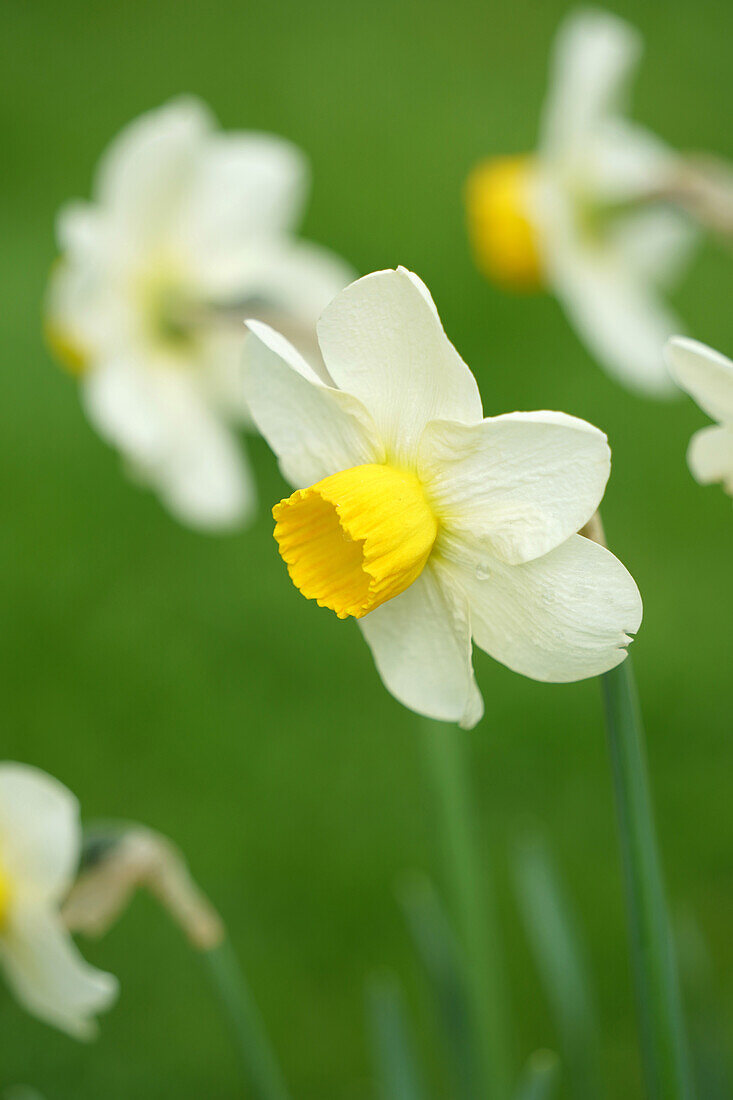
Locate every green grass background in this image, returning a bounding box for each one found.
[2,0,732,1095]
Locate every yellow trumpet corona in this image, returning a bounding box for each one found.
[273,464,439,620]
[465,155,543,291]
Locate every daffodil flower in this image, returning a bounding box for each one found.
[466,9,695,397]
[665,337,733,499]
[0,764,118,1038]
[47,97,353,529]
[244,267,643,727]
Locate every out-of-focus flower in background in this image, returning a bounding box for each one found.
[665,337,733,499]
[62,825,224,951]
[0,764,118,1038]
[466,8,697,397]
[244,267,643,727]
[46,97,354,529]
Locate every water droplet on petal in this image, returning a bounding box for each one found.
[475,561,491,581]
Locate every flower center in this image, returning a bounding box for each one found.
[465,155,543,291]
[273,464,438,619]
[137,268,199,354]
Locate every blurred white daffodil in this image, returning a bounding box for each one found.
[665,337,733,499]
[244,267,642,727]
[0,763,118,1038]
[47,97,353,529]
[466,8,696,397]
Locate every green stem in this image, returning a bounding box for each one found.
[203,938,290,1100]
[601,660,694,1100]
[421,717,511,1100]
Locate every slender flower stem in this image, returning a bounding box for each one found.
[420,717,511,1100]
[203,938,291,1100]
[601,660,694,1100]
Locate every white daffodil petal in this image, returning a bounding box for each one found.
[2,906,118,1040]
[83,358,173,468]
[316,268,483,465]
[687,425,733,492]
[401,268,444,320]
[198,328,255,424]
[46,261,98,359]
[49,212,131,357]
[588,119,678,203]
[94,97,212,245]
[244,320,385,488]
[419,411,610,564]
[541,9,641,154]
[247,241,356,325]
[0,765,80,904]
[200,240,355,326]
[155,412,255,531]
[552,252,680,396]
[55,202,107,262]
[358,565,484,729]
[180,133,309,261]
[665,337,733,423]
[84,358,253,529]
[610,206,696,289]
[440,533,642,682]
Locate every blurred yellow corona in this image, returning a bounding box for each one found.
[273,464,438,619]
[465,156,543,291]
[0,865,10,930]
[45,319,88,376]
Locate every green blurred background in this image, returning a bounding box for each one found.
[2,0,732,1095]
